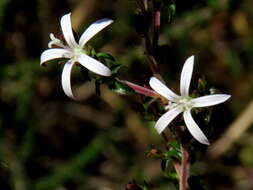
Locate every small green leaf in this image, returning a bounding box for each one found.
[85,45,96,56]
[169,4,176,16]
[109,80,134,95]
[163,141,181,161]
[111,64,123,74]
[164,171,178,180]
[96,53,115,62]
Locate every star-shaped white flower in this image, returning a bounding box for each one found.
[149,56,231,145]
[40,13,113,99]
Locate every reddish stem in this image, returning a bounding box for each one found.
[180,145,190,190]
[152,0,161,48]
[124,80,159,97]
[144,34,162,79]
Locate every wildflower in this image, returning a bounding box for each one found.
[149,56,231,145]
[40,13,113,98]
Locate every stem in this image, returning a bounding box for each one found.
[152,0,161,49]
[144,34,162,79]
[180,145,190,190]
[138,0,161,79]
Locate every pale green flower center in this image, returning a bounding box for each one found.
[72,46,86,61]
[165,96,193,111]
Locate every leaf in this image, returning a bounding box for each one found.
[109,80,134,95]
[84,45,96,57]
[164,141,181,161]
[111,63,124,74]
[96,52,115,62]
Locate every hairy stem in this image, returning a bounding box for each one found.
[152,0,160,49]
[138,0,161,79]
[144,34,162,79]
[180,145,190,190]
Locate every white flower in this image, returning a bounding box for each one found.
[40,13,113,99]
[149,56,231,145]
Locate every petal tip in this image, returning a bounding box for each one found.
[155,125,164,134]
[219,94,232,102]
[202,139,210,145]
[189,55,194,59]
[196,134,210,145]
[40,62,45,66]
[105,18,114,24]
[149,76,158,85]
[226,94,232,99]
[185,55,195,65]
[104,70,112,77]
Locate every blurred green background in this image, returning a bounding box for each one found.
[0,0,253,189]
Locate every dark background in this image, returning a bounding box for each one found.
[0,0,253,189]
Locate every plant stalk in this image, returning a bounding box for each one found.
[179,144,190,190]
[152,0,160,49]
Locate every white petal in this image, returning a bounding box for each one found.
[61,61,76,99]
[60,13,78,48]
[180,55,194,96]
[79,19,113,47]
[183,110,210,145]
[149,77,180,101]
[192,94,231,108]
[40,48,72,66]
[78,54,111,76]
[154,107,182,134]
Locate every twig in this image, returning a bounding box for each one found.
[152,0,161,49]
[180,145,190,190]
[137,0,162,79]
[144,34,162,79]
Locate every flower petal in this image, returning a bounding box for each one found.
[183,110,210,145]
[79,18,113,47]
[154,107,182,134]
[78,54,111,76]
[60,13,78,48]
[61,61,76,99]
[40,48,72,66]
[149,77,180,101]
[180,55,194,96]
[192,94,231,108]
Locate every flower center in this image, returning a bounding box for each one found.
[72,46,86,61]
[165,96,193,111]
